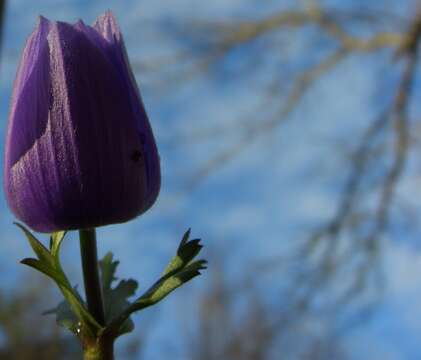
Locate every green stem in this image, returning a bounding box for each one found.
[79,228,105,326]
[83,336,114,360]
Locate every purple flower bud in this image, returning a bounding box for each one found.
[4,11,161,233]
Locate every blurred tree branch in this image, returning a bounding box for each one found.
[136,4,413,189]
[187,269,350,360]
[133,1,421,358]
[137,2,421,293]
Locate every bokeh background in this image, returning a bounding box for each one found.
[1,0,421,359]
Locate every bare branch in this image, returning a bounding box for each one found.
[190,49,347,185]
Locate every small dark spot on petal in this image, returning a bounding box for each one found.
[131,150,143,162]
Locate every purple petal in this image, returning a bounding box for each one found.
[93,10,121,44]
[94,11,161,210]
[5,16,51,168]
[4,14,161,232]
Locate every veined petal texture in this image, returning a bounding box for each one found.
[4,12,161,232]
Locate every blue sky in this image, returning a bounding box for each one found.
[1,1,421,359]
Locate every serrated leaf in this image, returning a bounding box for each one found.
[104,279,138,320]
[179,228,191,248]
[21,258,64,284]
[99,252,119,290]
[56,304,79,333]
[143,259,207,304]
[175,259,208,283]
[17,226,101,337]
[21,257,100,334]
[163,229,203,276]
[16,223,54,267]
[105,229,207,337]
[45,285,102,337]
[99,253,138,336]
[177,239,202,263]
[135,231,206,307]
[44,294,79,334]
[60,286,101,336]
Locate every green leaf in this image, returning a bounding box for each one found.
[105,229,207,336]
[21,258,62,283]
[142,259,207,304]
[50,231,67,259]
[21,257,101,335]
[16,223,54,267]
[18,227,101,337]
[44,290,80,334]
[104,278,138,321]
[55,301,79,333]
[163,229,203,276]
[60,286,101,336]
[118,317,135,335]
[173,259,208,284]
[180,228,191,247]
[99,252,119,291]
[99,253,138,336]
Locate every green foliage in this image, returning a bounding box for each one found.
[45,253,139,337]
[16,223,101,337]
[163,228,204,276]
[99,253,138,335]
[17,224,206,342]
[135,228,207,307]
[50,231,66,261]
[105,229,207,336]
[44,287,81,334]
